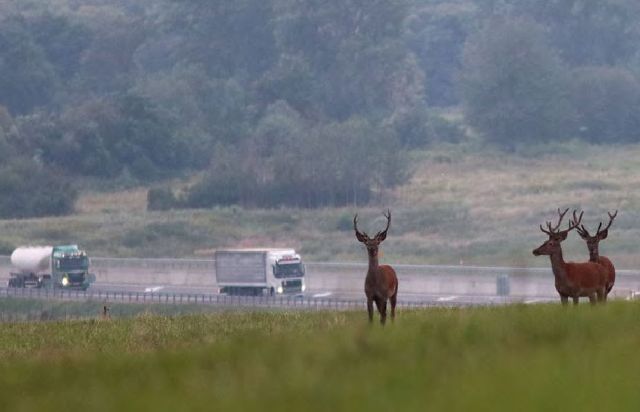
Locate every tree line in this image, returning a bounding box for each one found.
[1,0,640,217]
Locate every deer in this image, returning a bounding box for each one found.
[572,210,617,299]
[354,209,398,324]
[532,208,608,305]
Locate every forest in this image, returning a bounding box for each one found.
[2,0,640,217]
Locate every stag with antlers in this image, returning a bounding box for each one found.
[572,210,617,298]
[532,208,608,305]
[354,210,398,324]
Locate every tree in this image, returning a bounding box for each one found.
[570,66,640,143]
[29,12,93,82]
[479,0,640,67]
[134,63,252,160]
[0,160,77,219]
[459,18,575,148]
[0,18,57,114]
[404,1,475,106]
[271,0,421,120]
[20,94,191,180]
[158,0,278,78]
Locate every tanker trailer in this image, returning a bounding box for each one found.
[8,245,95,290]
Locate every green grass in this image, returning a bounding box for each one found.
[1,302,640,411]
[0,297,233,321]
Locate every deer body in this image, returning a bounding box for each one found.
[364,251,398,324]
[573,211,617,297]
[354,211,398,324]
[538,247,608,304]
[597,257,615,295]
[533,208,608,305]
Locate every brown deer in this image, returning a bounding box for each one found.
[532,208,608,305]
[572,210,617,299]
[354,210,398,324]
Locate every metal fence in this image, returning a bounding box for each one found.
[0,286,486,309]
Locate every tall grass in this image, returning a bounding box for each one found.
[0,302,639,411]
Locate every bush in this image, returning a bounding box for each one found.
[0,240,14,255]
[147,187,180,211]
[0,159,77,219]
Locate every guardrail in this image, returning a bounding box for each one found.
[0,285,495,315]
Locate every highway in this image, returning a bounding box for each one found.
[2,256,639,308]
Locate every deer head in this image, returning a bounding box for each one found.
[533,208,583,256]
[573,210,617,260]
[354,209,391,259]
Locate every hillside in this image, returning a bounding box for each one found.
[0,142,638,267]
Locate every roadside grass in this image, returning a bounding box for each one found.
[0,297,231,321]
[1,302,640,411]
[1,142,640,266]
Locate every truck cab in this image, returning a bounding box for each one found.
[269,252,306,295]
[51,245,92,289]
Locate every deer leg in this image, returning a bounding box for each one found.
[390,293,397,322]
[560,295,569,306]
[379,299,388,326]
[588,293,597,305]
[373,297,386,325]
[366,298,374,323]
[573,296,580,305]
[597,288,606,303]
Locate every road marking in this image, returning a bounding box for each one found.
[437,296,457,302]
[144,286,164,293]
[313,292,332,298]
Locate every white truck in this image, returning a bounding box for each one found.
[215,248,306,296]
[8,245,94,290]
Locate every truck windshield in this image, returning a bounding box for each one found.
[57,257,89,271]
[274,262,304,278]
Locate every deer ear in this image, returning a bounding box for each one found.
[355,231,367,243]
[577,231,589,240]
[376,231,387,242]
[558,231,568,241]
[598,229,608,240]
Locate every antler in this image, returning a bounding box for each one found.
[374,209,391,240]
[566,209,583,232]
[540,208,581,236]
[574,209,618,240]
[540,208,568,235]
[353,214,368,242]
[571,210,590,238]
[598,210,618,235]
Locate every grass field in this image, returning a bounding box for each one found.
[1,302,640,411]
[1,142,640,267]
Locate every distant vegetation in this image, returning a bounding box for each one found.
[1,1,640,216]
[1,302,640,411]
[1,144,639,268]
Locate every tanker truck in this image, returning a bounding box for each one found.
[8,245,95,290]
[215,248,306,296]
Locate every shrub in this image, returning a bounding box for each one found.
[0,159,77,219]
[147,187,180,211]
